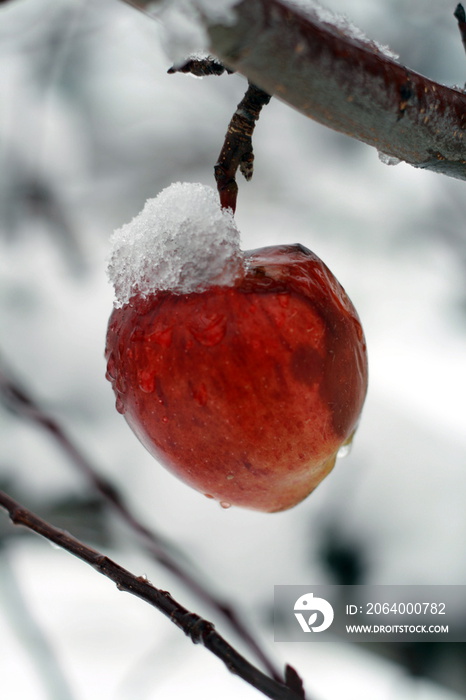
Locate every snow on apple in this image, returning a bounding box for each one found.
[105,182,368,512]
[107,182,244,307]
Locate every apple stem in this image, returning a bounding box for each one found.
[168,59,270,214]
[215,81,271,213]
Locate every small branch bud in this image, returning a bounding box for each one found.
[168,55,234,77]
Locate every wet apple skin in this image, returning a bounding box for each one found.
[105,244,368,512]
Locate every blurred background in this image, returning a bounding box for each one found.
[1,0,466,698]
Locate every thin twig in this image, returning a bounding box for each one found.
[0,489,306,700]
[215,82,271,212]
[167,56,271,213]
[0,355,283,683]
[455,4,466,56]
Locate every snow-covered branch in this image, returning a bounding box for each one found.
[124,0,466,181]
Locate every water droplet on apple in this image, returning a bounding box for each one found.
[337,441,352,459]
[150,326,173,348]
[138,370,155,393]
[106,355,116,381]
[115,395,126,414]
[115,373,127,394]
[220,501,231,509]
[204,493,214,499]
[337,429,356,459]
[162,416,169,424]
[189,313,227,346]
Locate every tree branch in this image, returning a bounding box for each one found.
[0,354,282,683]
[0,489,306,700]
[208,0,466,180]
[122,0,466,181]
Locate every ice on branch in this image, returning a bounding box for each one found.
[378,151,402,166]
[107,183,244,307]
[157,0,398,64]
[278,0,399,61]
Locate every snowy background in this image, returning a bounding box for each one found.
[1,0,466,699]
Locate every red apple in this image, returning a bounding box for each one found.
[105,243,368,512]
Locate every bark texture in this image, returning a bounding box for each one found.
[124,0,466,181]
[206,0,466,180]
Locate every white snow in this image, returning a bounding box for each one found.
[153,0,399,65]
[107,182,244,306]
[283,0,399,60]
